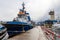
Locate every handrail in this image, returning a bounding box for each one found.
[41,26,57,40]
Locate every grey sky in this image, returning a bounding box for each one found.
[0,0,60,21]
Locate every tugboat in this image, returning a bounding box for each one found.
[2,2,33,37]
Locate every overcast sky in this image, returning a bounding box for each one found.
[0,0,60,21]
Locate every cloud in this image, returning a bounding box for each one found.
[51,0,60,20]
[0,0,60,21]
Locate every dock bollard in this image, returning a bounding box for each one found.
[54,34,56,40]
[22,25,25,32]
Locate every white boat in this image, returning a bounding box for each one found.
[52,23,60,40]
[0,24,9,40]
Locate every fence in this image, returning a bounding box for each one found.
[41,26,60,40]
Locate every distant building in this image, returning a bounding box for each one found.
[44,10,57,28]
[49,10,55,20]
[44,20,57,28]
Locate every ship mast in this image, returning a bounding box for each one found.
[22,2,25,12]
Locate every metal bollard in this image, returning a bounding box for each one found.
[54,34,56,40]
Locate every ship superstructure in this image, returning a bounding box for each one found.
[13,2,31,22]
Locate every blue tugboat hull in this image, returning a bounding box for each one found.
[2,21,33,37]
